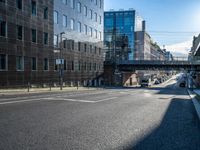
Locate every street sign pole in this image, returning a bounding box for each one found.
[60,32,65,90]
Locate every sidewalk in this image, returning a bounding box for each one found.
[188,89,200,121]
[0,86,103,96]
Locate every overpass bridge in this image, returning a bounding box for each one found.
[116,59,200,71]
[116,60,200,71]
[104,58,200,86]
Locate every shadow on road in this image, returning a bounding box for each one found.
[125,98,200,150]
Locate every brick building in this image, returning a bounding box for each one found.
[0,0,54,87]
[0,0,104,87]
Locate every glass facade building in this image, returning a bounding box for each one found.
[104,10,143,61]
[54,0,104,86]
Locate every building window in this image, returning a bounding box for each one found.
[84,6,87,16]
[43,58,49,71]
[63,39,67,48]
[31,1,37,16]
[95,46,97,54]
[95,0,97,5]
[71,40,74,50]
[71,61,74,71]
[78,42,81,51]
[77,21,81,33]
[17,25,23,40]
[99,48,101,55]
[62,0,67,5]
[0,20,6,37]
[64,60,67,70]
[99,15,101,24]
[0,54,6,70]
[94,12,97,22]
[78,61,81,71]
[99,0,102,8]
[89,27,92,37]
[94,63,96,71]
[77,2,81,13]
[95,29,97,38]
[70,19,75,30]
[84,44,87,52]
[16,0,22,10]
[70,0,75,9]
[54,60,58,71]
[84,24,87,35]
[54,34,58,47]
[31,57,37,71]
[89,9,92,19]
[43,32,48,45]
[44,7,48,19]
[63,15,67,27]
[16,56,24,71]
[84,62,87,71]
[31,29,36,43]
[90,45,92,53]
[89,62,92,71]
[54,11,58,24]
[99,31,101,40]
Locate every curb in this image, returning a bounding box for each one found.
[187,89,200,121]
[0,88,103,97]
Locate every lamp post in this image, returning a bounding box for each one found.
[60,32,65,90]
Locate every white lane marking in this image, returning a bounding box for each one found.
[41,97,55,100]
[0,96,119,105]
[0,91,112,102]
[95,97,118,103]
[0,89,138,102]
[55,97,118,103]
[62,99,95,103]
[0,99,45,105]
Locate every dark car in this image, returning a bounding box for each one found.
[154,80,160,85]
[179,81,186,87]
[140,79,150,87]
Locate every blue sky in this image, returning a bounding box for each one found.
[104,0,200,55]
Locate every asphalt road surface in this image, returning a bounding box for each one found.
[0,77,200,150]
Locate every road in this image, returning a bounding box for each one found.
[0,77,200,150]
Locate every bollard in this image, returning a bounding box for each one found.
[49,83,52,91]
[27,82,30,92]
[77,82,79,90]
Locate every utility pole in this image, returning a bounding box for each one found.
[60,32,65,90]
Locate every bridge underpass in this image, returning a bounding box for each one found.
[104,60,200,86]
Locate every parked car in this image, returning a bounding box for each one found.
[154,81,160,85]
[140,79,151,87]
[179,81,186,88]
[154,79,160,85]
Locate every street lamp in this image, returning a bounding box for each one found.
[60,32,65,90]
